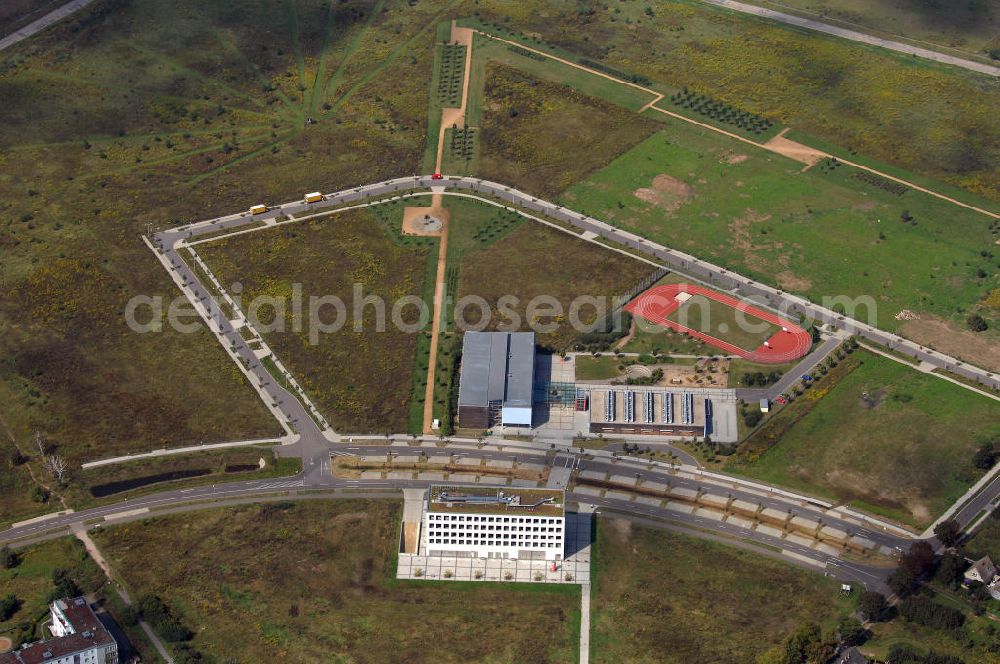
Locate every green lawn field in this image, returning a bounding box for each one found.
[0,538,104,649]
[574,356,623,381]
[726,351,1000,527]
[667,294,780,351]
[564,127,998,340]
[620,319,713,356]
[92,500,580,663]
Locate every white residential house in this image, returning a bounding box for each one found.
[0,597,118,664]
[964,555,998,585]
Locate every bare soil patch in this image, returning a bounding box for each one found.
[633,173,694,214]
[775,270,813,292]
[331,511,370,527]
[662,358,729,388]
[612,318,637,351]
[606,516,633,543]
[859,387,886,410]
[826,468,930,525]
[725,153,748,165]
[0,637,12,654]
[899,314,1000,372]
[402,206,448,236]
[762,128,827,167]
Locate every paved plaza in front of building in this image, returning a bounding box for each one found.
[397,511,592,585]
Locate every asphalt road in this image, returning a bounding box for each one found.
[0,0,97,52]
[699,0,1000,78]
[0,451,899,592]
[735,334,843,402]
[164,176,998,391]
[18,176,979,592]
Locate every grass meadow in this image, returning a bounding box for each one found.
[591,517,850,663]
[475,63,661,198]
[0,538,104,648]
[564,128,998,339]
[454,216,661,351]
[726,351,1000,527]
[92,500,581,664]
[0,0,448,521]
[667,294,780,351]
[467,0,1000,201]
[198,208,433,435]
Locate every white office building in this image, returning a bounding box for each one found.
[422,486,565,561]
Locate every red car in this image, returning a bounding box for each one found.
[775,395,788,405]
[432,173,444,180]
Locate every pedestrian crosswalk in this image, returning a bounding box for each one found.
[254,479,304,490]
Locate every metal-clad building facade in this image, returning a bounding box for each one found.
[457,332,535,428]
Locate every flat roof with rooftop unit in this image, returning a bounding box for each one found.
[428,486,564,517]
[586,386,739,441]
[423,485,566,560]
[457,331,535,428]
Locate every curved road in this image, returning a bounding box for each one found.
[4,175,989,597]
[166,176,1000,391]
[0,444,902,594]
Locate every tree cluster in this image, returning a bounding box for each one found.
[886,645,963,664]
[897,595,965,630]
[742,371,782,387]
[973,442,997,470]
[966,313,988,333]
[756,621,836,664]
[49,568,81,602]
[0,546,19,569]
[888,541,937,597]
[0,594,21,621]
[137,594,193,643]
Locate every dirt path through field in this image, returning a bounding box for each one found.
[423,21,474,434]
[763,128,826,168]
[73,526,176,663]
[421,216,450,433]
[434,21,475,175]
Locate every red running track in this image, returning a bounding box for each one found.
[624,283,812,364]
